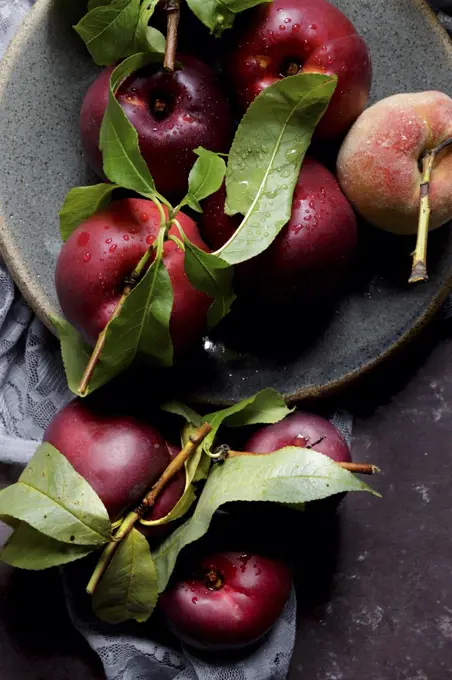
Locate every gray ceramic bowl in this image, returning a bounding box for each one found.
[0,0,451,405]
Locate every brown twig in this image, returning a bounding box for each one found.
[86,421,212,596]
[409,136,452,284]
[163,0,181,72]
[224,449,379,475]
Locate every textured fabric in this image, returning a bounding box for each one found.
[0,2,449,679]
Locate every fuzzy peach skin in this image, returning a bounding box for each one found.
[336,91,452,235]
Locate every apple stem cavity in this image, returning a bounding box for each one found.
[86,421,212,596]
[204,568,225,590]
[409,136,452,284]
[216,448,380,475]
[163,0,181,73]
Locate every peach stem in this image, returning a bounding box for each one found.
[163,0,180,72]
[225,449,380,475]
[409,137,452,284]
[86,421,212,596]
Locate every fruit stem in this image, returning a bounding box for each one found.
[163,0,180,72]
[409,137,452,284]
[224,449,380,474]
[86,421,212,596]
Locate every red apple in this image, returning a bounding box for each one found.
[160,551,291,650]
[44,399,171,520]
[200,157,357,305]
[80,55,234,201]
[55,198,211,357]
[245,411,351,463]
[227,0,371,139]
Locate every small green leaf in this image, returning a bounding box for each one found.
[51,315,95,396]
[183,240,235,330]
[154,447,378,592]
[203,388,293,453]
[216,73,337,264]
[0,443,111,545]
[59,183,119,242]
[132,0,164,53]
[144,26,166,53]
[186,0,271,35]
[74,0,141,66]
[1,522,95,570]
[161,401,202,427]
[92,528,158,623]
[186,147,226,205]
[100,53,161,194]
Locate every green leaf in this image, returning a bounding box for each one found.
[51,315,95,395]
[0,443,111,546]
[154,447,378,592]
[161,401,202,427]
[186,147,226,205]
[216,73,337,264]
[132,0,164,53]
[1,522,95,570]
[203,388,293,453]
[59,183,119,242]
[186,0,271,35]
[74,0,141,66]
[182,240,235,330]
[55,254,173,396]
[100,53,162,194]
[144,26,166,53]
[92,528,158,623]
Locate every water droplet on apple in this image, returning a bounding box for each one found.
[309,23,317,30]
[109,244,117,253]
[182,114,194,123]
[123,234,130,241]
[327,56,333,65]
[192,597,198,604]
[292,23,300,32]
[146,234,154,245]
[279,24,286,31]
[105,238,112,244]
[83,252,91,262]
[321,45,328,52]
[284,17,291,23]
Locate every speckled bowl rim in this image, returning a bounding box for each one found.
[0,0,451,405]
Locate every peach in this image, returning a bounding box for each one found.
[336,91,452,235]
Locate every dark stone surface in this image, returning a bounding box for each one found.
[0,317,452,679]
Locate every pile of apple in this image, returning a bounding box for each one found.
[3,0,452,658]
[45,397,354,649]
